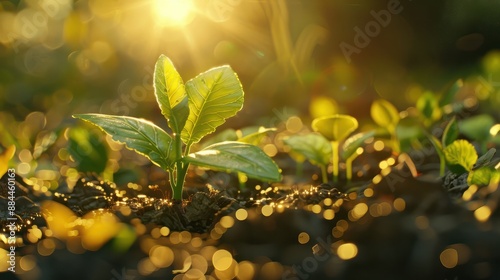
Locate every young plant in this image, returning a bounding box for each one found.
[426,116,459,177]
[416,91,442,128]
[284,133,331,183]
[371,99,400,153]
[341,131,375,182]
[312,114,358,183]
[444,139,499,186]
[74,55,281,200]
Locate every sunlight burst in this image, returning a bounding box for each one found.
[153,0,194,27]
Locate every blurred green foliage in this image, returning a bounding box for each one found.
[0,0,499,190]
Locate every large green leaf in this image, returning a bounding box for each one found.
[185,141,281,182]
[284,133,331,166]
[73,114,174,170]
[312,114,358,142]
[181,66,244,146]
[154,55,189,134]
[444,139,478,174]
[371,99,399,129]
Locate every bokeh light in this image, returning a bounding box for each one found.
[337,243,358,260]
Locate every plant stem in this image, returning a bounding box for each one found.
[171,133,187,201]
[168,169,176,195]
[296,161,303,178]
[390,127,400,154]
[331,141,339,183]
[173,161,189,200]
[320,165,328,184]
[439,156,446,177]
[345,157,353,183]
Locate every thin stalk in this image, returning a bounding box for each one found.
[296,161,303,178]
[171,133,186,201]
[345,157,354,183]
[331,141,340,183]
[439,155,446,177]
[390,127,400,154]
[320,165,328,184]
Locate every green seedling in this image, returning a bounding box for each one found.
[444,139,500,186]
[284,133,331,183]
[393,81,463,153]
[74,55,281,200]
[371,99,400,153]
[426,116,459,176]
[342,131,375,182]
[312,114,358,183]
[444,139,478,175]
[416,80,463,127]
[416,91,442,128]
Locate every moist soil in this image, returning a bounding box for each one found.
[1,147,500,280]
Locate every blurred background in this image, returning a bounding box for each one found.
[1,0,500,189]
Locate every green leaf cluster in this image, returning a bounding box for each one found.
[74,55,281,200]
[285,114,373,184]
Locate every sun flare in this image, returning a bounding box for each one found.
[153,0,194,27]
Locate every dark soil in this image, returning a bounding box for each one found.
[1,146,500,280]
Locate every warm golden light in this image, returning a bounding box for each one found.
[440,248,458,269]
[153,0,195,27]
[474,205,492,222]
[298,232,310,244]
[337,243,358,260]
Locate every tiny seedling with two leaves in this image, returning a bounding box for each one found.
[74,55,281,200]
[284,114,374,184]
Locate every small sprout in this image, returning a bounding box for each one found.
[370,99,400,153]
[426,116,458,176]
[312,114,358,183]
[342,131,375,182]
[444,139,478,175]
[442,116,459,147]
[416,91,442,127]
[74,55,281,200]
[284,133,332,183]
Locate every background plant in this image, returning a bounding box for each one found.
[370,99,400,153]
[74,55,281,200]
[281,114,359,184]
